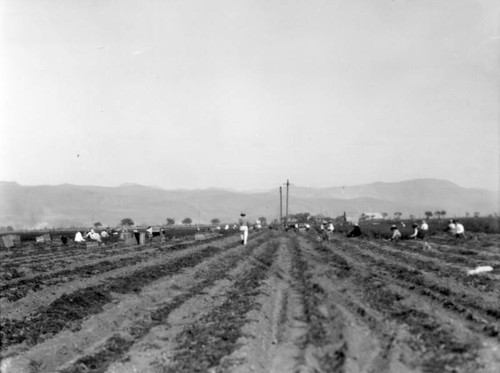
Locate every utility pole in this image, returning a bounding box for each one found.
[279,186,283,224]
[284,179,290,223]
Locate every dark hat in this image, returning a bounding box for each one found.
[412,223,418,227]
[240,213,246,216]
[391,225,397,230]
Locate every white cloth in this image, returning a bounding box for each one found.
[455,223,465,234]
[420,222,428,231]
[467,266,493,275]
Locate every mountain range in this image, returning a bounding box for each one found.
[0,179,498,229]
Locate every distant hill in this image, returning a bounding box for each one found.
[0,179,498,229]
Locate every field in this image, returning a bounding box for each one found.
[1,229,499,372]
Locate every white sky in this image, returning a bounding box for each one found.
[1,0,499,191]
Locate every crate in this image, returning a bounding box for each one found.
[122,233,136,246]
[35,234,51,243]
[139,232,146,245]
[194,234,206,241]
[0,234,20,248]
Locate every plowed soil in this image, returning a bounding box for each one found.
[1,230,499,372]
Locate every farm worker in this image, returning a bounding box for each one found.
[133,228,140,244]
[255,219,262,230]
[320,221,331,242]
[446,220,456,235]
[100,230,109,243]
[390,225,402,241]
[239,212,249,245]
[146,226,153,242]
[60,235,68,245]
[409,223,419,239]
[454,220,466,239]
[91,230,101,241]
[325,221,334,241]
[320,221,326,231]
[347,223,362,238]
[87,229,103,244]
[93,233,103,244]
[420,220,428,238]
[74,231,86,243]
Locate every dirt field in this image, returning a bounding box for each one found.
[1,229,499,372]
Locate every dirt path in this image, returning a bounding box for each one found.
[1,230,499,372]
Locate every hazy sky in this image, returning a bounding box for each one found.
[1,0,499,191]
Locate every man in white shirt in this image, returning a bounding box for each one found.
[239,213,249,245]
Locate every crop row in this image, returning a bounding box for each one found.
[299,235,488,371]
[322,236,500,337]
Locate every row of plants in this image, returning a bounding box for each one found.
[329,216,500,238]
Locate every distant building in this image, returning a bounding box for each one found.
[344,216,358,224]
[361,212,384,220]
